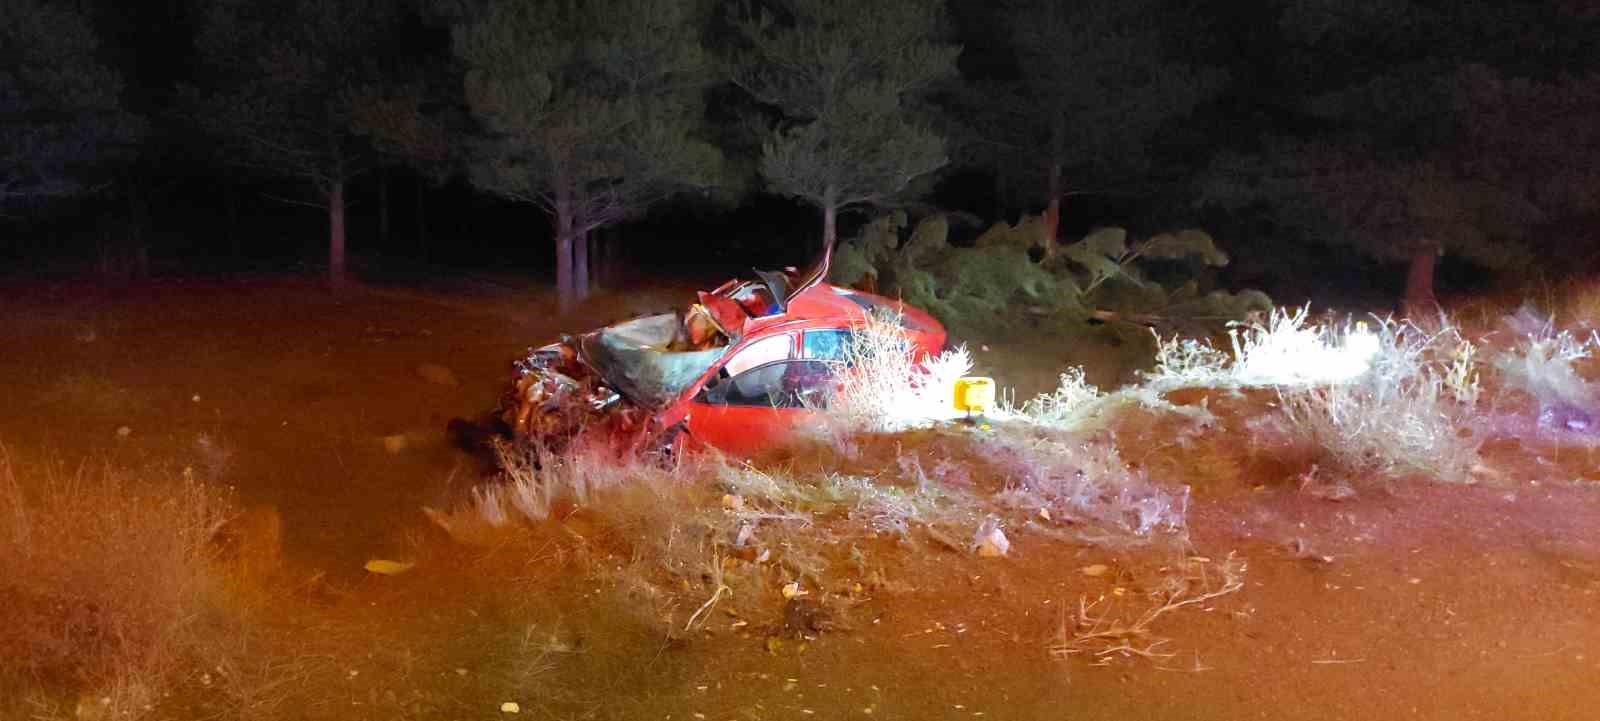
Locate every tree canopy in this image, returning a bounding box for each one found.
[732,0,959,253]
[1203,0,1599,311]
[456,0,722,306]
[0,0,141,213]
[187,0,425,286]
[965,0,1225,254]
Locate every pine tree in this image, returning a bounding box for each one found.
[971,0,1225,256]
[1205,0,1600,313]
[455,0,722,308]
[187,0,408,288]
[732,0,959,254]
[0,0,140,213]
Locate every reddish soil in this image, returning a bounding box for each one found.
[4,277,1599,720]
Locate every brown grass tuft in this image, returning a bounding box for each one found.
[0,446,256,718]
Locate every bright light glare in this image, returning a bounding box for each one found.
[1231,310,1381,387]
[831,316,976,432]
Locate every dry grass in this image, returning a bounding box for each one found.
[0,447,252,719]
[825,308,974,432]
[1050,553,1246,666]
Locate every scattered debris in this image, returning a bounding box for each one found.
[381,433,409,454]
[1051,553,1246,665]
[1285,538,1334,564]
[363,559,415,575]
[973,517,1010,557]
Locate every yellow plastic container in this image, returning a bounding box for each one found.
[952,376,995,414]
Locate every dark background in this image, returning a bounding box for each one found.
[4,0,1596,308]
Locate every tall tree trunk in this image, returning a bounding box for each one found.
[415,175,428,261]
[822,187,838,254]
[1041,118,1065,258]
[579,183,598,305]
[376,167,390,247]
[553,184,576,310]
[1042,161,1062,258]
[329,179,347,289]
[1403,239,1438,318]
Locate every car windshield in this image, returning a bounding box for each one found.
[578,314,727,408]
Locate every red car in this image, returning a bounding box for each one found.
[501,248,947,457]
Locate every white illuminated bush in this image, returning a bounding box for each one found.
[1493,308,1598,419]
[826,309,974,432]
[1013,304,1492,484]
[1228,307,1383,387]
[1139,306,1385,390]
[1014,367,1107,428]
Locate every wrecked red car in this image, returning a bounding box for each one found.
[501,248,946,457]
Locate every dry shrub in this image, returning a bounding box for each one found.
[1055,306,1491,485]
[1013,367,1108,428]
[826,308,974,433]
[1272,319,1484,483]
[0,448,239,718]
[987,428,1189,544]
[1492,307,1598,417]
[1051,553,1246,666]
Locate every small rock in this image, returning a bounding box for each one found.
[1080,564,1108,577]
[115,426,132,438]
[415,362,459,387]
[781,582,805,600]
[500,701,521,714]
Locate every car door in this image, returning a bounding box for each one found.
[686,331,841,456]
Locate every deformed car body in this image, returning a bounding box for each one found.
[501,247,946,457]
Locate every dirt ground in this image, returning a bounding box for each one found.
[4,276,1600,720]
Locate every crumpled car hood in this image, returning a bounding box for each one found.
[577,313,727,408]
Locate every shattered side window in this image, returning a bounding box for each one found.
[723,334,794,377]
[719,360,837,408]
[802,329,853,363]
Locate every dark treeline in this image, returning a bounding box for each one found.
[3,0,1596,308]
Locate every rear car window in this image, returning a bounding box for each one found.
[802,329,854,362]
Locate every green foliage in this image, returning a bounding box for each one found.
[1207,142,1538,270]
[732,0,958,233]
[832,214,1270,339]
[1204,16,1600,296]
[0,0,141,210]
[187,0,404,193]
[455,0,721,227]
[952,0,1226,208]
